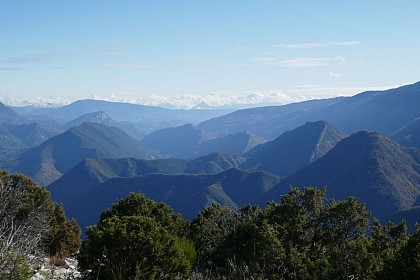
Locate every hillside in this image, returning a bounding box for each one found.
[141,124,216,157]
[267,131,420,221]
[198,82,420,138]
[0,104,55,156]
[197,97,344,139]
[241,121,345,176]
[10,122,159,186]
[65,168,281,231]
[180,131,267,158]
[391,118,420,148]
[48,152,245,207]
[0,102,28,125]
[61,111,117,130]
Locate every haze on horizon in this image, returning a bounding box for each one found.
[1,0,419,109]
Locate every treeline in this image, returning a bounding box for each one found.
[1,169,419,279]
[0,171,81,279]
[79,188,420,280]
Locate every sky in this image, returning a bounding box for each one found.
[1,0,419,108]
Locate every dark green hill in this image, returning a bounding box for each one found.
[198,82,420,138]
[11,122,159,186]
[48,152,245,207]
[267,131,420,221]
[391,118,420,148]
[241,121,345,176]
[65,168,281,231]
[141,124,216,157]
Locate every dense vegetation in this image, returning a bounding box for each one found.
[0,171,81,279]
[79,188,420,280]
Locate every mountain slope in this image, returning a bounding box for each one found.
[141,124,216,157]
[267,131,420,221]
[62,111,117,130]
[0,102,28,125]
[0,103,55,156]
[197,98,344,139]
[391,118,420,148]
[11,122,159,186]
[48,152,245,207]
[241,121,345,176]
[390,206,420,232]
[181,131,267,158]
[65,168,281,230]
[198,82,420,138]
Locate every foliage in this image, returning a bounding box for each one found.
[79,193,193,279]
[190,187,412,279]
[0,170,81,277]
[78,187,419,280]
[0,171,52,275]
[47,203,81,257]
[100,192,187,236]
[379,226,420,279]
[0,255,32,280]
[190,203,239,269]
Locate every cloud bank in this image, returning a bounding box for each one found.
[1,84,400,110]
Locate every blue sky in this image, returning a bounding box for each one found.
[1,0,419,108]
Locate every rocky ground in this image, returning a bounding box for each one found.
[31,257,82,280]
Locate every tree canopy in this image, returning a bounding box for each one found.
[79,187,420,280]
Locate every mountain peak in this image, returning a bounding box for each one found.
[273,131,420,221]
[62,111,117,130]
[12,122,159,186]
[242,121,345,176]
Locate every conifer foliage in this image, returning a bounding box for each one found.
[0,171,81,279]
[79,188,420,280]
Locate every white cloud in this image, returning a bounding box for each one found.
[1,96,72,107]
[276,41,360,49]
[328,71,341,78]
[254,56,347,68]
[87,92,304,109]
[2,84,402,109]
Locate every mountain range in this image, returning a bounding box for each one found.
[142,124,267,158]
[198,82,420,139]
[267,131,420,221]
[1,82,419,233]
[47,152,246,207]
[49,124,420,231]
[64,168,281,231]
[6,122,158,186]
